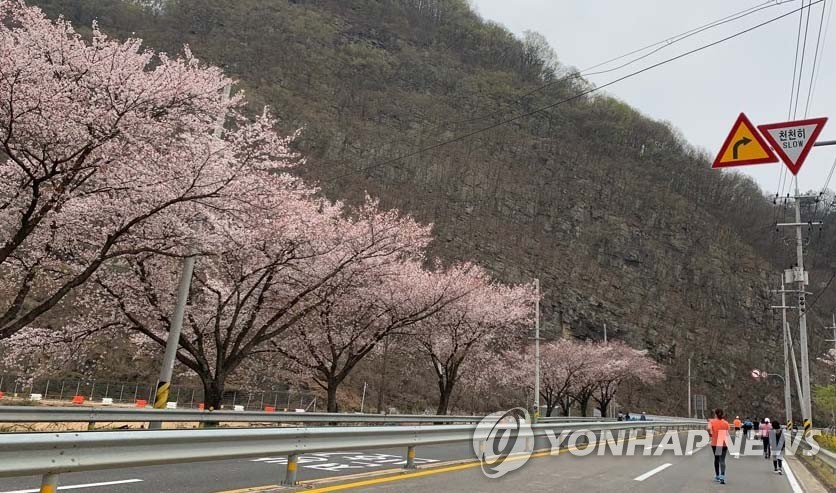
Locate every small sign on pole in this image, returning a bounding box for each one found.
[713,113,778,168]
[751,369,761,380]
[758,117,828,175]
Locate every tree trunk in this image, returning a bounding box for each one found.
[326,382,339,413]
[546,401,556,417]
[558,396,573,416]
[597,398,611,418]
[435,375,456,416]
[202,378,225,411]
[436,388,452,416]
[578,395,590,417]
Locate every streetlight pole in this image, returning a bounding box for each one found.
[533,279,540,423]
[687,357,692,419]
[150,84,231,428]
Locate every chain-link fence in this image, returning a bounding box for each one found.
[0,374,317,411]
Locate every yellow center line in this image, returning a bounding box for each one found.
[214,430,687,493]
[303,443,596,493]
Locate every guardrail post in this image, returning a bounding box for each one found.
[39,473,58,493]
[282,453,299,486]
[86,421,95,431]
[405,445,417,470]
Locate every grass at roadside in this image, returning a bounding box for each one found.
[815,434,836,453]
[797,453,836,492]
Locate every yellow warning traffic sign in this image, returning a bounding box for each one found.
[713,113,778,168]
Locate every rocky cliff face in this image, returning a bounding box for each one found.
[30,0,836,417]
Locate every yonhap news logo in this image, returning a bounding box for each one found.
[472,408,534,478]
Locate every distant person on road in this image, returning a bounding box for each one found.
[772,421,785,475]
[743,417,754,439]
[760,418,772,459]
[733,416,742,434]
[625,412,631,421]
[617,412,624,421]
[707,407,730,484]
[640,412,647,421]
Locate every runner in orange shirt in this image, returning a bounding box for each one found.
[733,416,742,435]
[707,408,731,484]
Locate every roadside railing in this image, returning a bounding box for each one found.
[0,419,703,490]
[804,433,836,469]
[0,406,704,431]
[0,406,486,429]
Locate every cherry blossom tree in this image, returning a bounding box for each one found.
[535,340,590,417]
[497,339,591,417]
[87,186,433,409]
[590,341,664,417]
[407,271,533,415]
[0,1,287,340]
[274,261,485,412]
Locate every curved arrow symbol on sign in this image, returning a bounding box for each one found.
[733,137,752,159]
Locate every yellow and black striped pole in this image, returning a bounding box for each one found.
[787,419,793,430]
[149,256,196,430]
[803,418,812,436]
[154,381,171,409]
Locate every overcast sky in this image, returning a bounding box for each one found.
[471,0,836,196]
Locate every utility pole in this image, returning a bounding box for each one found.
[150,85,231,427]
[360,382,367,413]
[687,357,692,419]
[786,321,805,418]
[777,185,821,435]
[533,279,540,423]
[772,278,794,428]
[603,323,607,344]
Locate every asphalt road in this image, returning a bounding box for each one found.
[0,431,808,493]
[335,445,804,493]
[0,439,507,493]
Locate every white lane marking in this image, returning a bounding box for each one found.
[633,463,673,481]
[1,479,143,493]
[686,445,707,456]
[783,461,803,493]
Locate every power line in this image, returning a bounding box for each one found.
[808,270,836,311]
[374,0,791,150]
[324,0,823,183]
[788,0,806,119]
[775,0,808,205]
[808,0,834,110]
[793,0,814,119]
[803,0,829,117]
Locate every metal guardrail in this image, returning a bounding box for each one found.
[538,415,704,424]
[0,406,484,426]
[538,416,616,423]
[0,419,702,489]
[804,434,836,470]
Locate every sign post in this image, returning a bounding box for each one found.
[715,113,828,436]
[761,117,828,436]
